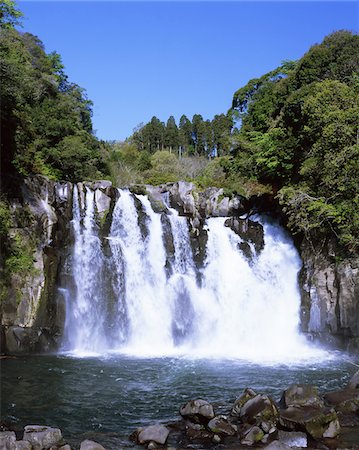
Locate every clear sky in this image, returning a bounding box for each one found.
[18,1,358,141]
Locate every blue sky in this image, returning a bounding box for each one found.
[19,1,358,141]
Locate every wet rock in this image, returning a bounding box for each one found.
[94,190,111,219]
[4,327,39,355]
[224,218,264,254]
[348,370,359,389]
[232,389,279,430]
[79,440,106,450]
[263,440,292,450]
[23,425,63,450]
[0,431,16,450]
[185,427,213,442]
[277,430,307,447]
[137,425,169,445]
[241,425,264,445]
[207,416,237,436]
[280,384,324,409]
[14,441,32,450]
[180,399,215,424]
[279,405,340,439]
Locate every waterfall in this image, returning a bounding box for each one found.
[64,188,327,362]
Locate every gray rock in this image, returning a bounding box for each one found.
[14,441,32,450]
[277,430,307,447]
[180,399,215,424]
[241,426,264,445]
[263,441,292,450]
[58,446,71,450]
[79,440,106,450]
[137,425,169,445]
[23,425,62,450]
[224,218,264,254]
[0,431,16,450]
[279,405,340,439]
[207,416,237,436]
[94,189,111,218]
[280,384,324,409]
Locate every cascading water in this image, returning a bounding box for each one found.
[63,185,109,355]
[64,187,328,362]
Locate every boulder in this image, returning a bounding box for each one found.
[137,425,169,445]
[0,431,16,450]
[180,399,215,424]
[94,189,111,219]
[23,425,62,450]
[207,416,237,436]
[79,440,105,450]
[279,405,340,439]
[280,384,324,409]
[58,446,71,450]
[232,389,279,429]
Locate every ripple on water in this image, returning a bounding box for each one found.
[1,353,357,450]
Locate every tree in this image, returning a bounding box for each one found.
[164,116,179,153]
[0,0,23,29]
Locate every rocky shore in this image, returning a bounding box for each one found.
[1,371,358,450]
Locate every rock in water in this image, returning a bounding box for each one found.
[180,399,215,424]
[137,425,169,445]
[79,440,106,450]
[23,426,63,450]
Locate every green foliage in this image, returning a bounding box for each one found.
[0,0,23,29]
[0,200,11,239]
[0,11,108,183]
[228,30,359,254]
[5,232,37,275]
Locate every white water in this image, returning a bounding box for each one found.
[64,187,330,363]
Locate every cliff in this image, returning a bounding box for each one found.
[1,176,358,355]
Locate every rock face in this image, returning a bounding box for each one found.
[299,240,359,352]
[0,176,117,355]
[2,176,358,355]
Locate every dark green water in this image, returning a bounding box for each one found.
[1,354,357,449]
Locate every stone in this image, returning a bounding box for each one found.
[212,434,221,443]
[233,389,279,429]
[23,426,62,450]
[224,218,264,253]
[94,189,111,219]
[79,440,106,450]
[279,405,340,439]
[277,430,307,447]
[147,441,157,449]
[241,426,264,445]
[0,431,16,450]
[324,388,359,415]
[348,370,359,389]
[14,441,32,450]
[58,446,71,450]
[180,399,215,424]
[137,425,169,445]
[207,416,237,436]
[263,441,292,450]
[280,384,324,409]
